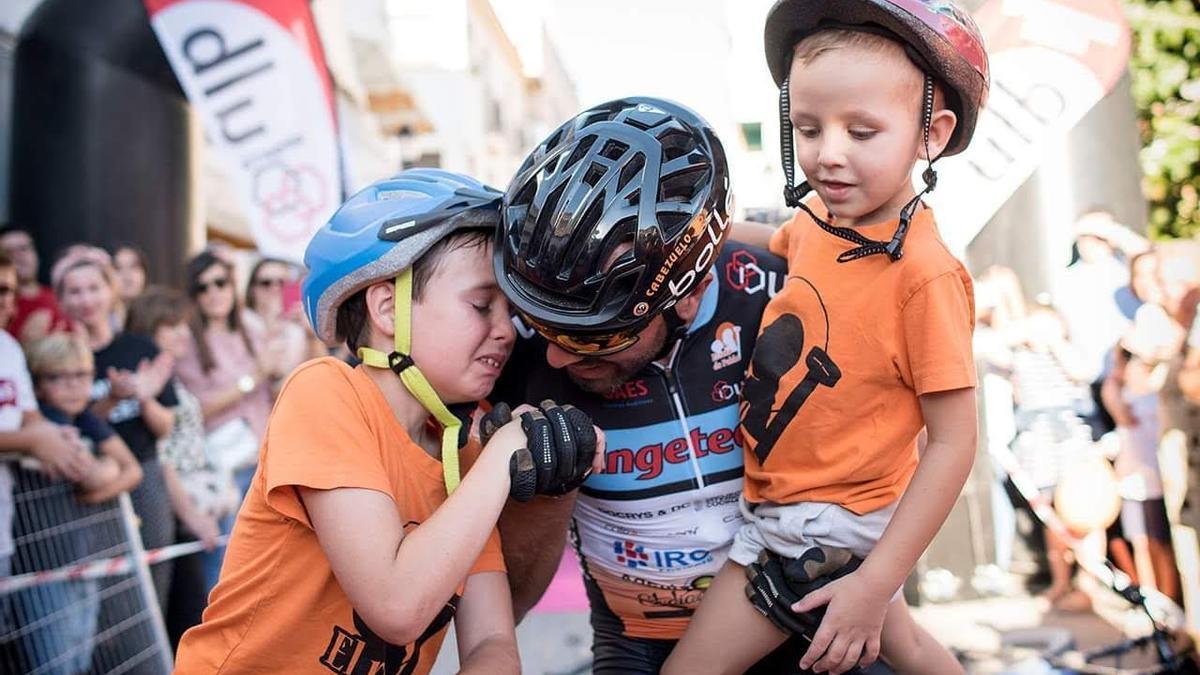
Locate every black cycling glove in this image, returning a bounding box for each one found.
[480,400,598,501]
[744,546,863,647]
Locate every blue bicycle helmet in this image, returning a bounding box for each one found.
[301,168,502,493]
[303,168,502,344]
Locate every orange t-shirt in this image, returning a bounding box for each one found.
[740,200,976,514]
[175,357,505,674]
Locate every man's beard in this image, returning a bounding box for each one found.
[565,326,668,395]
[567,360,646,394]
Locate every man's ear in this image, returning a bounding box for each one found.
[365,280,396,339]
[673,271,714,323]
[921,107,958,161]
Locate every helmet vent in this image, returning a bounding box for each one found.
[529,181,568,260]
[599,139,629,160]
[659,164,708,204]
[511,275,591,311]
[657,211,691,233]
[561,135,596,173]
[583,163,606,188]
[617,154,646,192]
[659,128,697,162]
[624,116,653,131]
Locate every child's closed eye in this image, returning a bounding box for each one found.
[848,127,877,141]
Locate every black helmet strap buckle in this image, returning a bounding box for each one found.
[387,351,416,375]
[779,74,940,263]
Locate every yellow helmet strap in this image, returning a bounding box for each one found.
[356,270,462,494]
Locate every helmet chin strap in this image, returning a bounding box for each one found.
[356,269,463,494]
[779,74,940,262]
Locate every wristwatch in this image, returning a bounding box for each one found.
[236,374,256,394]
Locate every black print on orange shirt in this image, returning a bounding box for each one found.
[740,278,841,464]
[319,597,459,675]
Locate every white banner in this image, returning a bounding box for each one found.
[144,0,342,262]
[927,0,1131,254]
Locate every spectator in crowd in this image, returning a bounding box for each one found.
[0,250,91,579]
[12,334,142,674]
[1155,243,1200,538]
[1054,209,1150,439]
[0,224,72,344]
[112,243,149,311]
[51,246,179,607]
[27,334,143,501]
[244,257,307,392]
[1102,314,1183,604]
[125,286,231,647]
[1012,304,1096,610]
[175,251,272,588]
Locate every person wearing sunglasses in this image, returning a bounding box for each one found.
[244,257,309,390]
[491,97,798,673]
[175,251,275,589]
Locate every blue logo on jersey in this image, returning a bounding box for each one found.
[614,540,649,568]
[613,539,713,570]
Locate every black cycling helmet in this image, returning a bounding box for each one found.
[495,97,731,356]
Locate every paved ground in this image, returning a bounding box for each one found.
[433,549,1184,674]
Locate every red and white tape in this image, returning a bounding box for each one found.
[0,535,229,595]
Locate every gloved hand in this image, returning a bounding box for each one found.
[744,546,863,645]
[480,400,598,501]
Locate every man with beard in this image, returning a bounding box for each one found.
[491,97,801,673]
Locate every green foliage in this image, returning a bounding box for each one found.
[1123,0,1200,239]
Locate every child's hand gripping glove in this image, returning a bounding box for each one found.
[480,400,598,502]
[744,546,863,644]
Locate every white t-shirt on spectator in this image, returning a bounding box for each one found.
[1055,256,1133,382]
[0,329,36,559]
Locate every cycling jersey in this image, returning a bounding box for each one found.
[493,243,786,640]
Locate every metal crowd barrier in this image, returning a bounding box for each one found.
[0,456,173,675]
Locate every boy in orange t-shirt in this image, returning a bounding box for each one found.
[665,2,989,674]
[175,170,599,674]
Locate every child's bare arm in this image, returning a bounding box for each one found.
[863,387,976,592]
[455,571,520,674]
[79,435,143,504]
[301,419,524,646]
[794,386,977,673]
[75,455,117,494]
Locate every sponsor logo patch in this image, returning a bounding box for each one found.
[710,322,742,370]
[612,539,713,571]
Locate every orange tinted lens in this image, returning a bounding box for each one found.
[532,323,640,357]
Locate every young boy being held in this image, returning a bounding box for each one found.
[665,2,989,674]
[176,169,599,674]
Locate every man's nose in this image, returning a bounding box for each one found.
[545,342,584,369]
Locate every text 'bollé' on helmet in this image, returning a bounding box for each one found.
[764,0,990,157]
[495,96,732,341]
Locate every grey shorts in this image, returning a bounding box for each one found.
[729,497,897,568]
